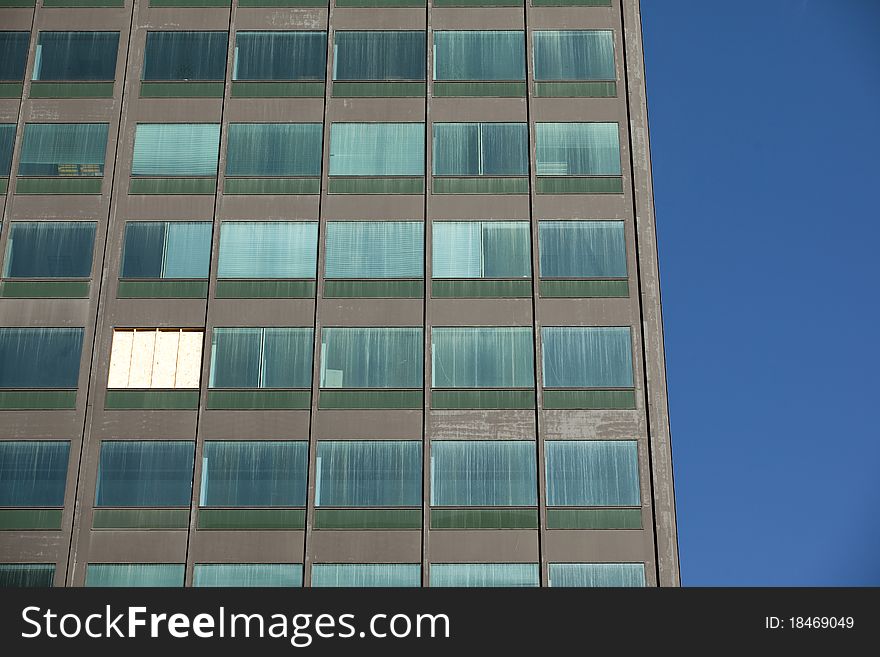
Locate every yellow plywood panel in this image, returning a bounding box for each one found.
[175,331,203,389]
[107,330,134,388]
[152,330,180,389]
[129,330,157,388]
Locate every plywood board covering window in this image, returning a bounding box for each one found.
[108,328,203,389]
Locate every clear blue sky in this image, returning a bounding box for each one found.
[641,1,880,585]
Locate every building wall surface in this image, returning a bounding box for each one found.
[0,0,678,587]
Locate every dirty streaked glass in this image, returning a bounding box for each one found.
[217,222,318,279]
[0,441,70,507]
[193,564,303,587]
[432,123,528,176]
[320,328,423,389]
[430,440,537,506]
[533,31,615,81]
[0,564,56,588]
[3,222,96,278]
[541,326,633,388]
[433,31,525,81]
[432,221,531,279]
[538,221,626,278]
[535,122,620,176]
[312,564,420,588]
[33,31,119,81]
[233,31,326,81]
[430,563,539,588]
[225,123,322,177]
[431,327,534,388]
[315,441,422,507]
[0,124,15,176]
[121,222,211,279]
[333,31,425,81]
[549,563,645,587]
[324,222,423,279]
[209,328,313,389]
[329,123,424,176]
[545,440,640,506]
[0,327,83,388]
[131,124,220,177]
[0,32,29,81]
[85,564,184,588]
[200,441,308,507]
[18,123,108,177]
[95,441,195,507]
[142,31,227,81]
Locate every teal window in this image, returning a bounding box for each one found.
[545,440,640,506]
[0,32,29,81]
[95,441,195,507]
[433,222,530,279]
[325,222,423,279]
[333,31,425,81]
[200,441,308,507]
[121,222,212,279]
[433,31,525,81]
[533,31,615,81]
[538,221,626,278]
[315,441,422,507]
[85,564,184,587]
[0,441,69,507]
[18,123,108,177]
[0,564,55,588]
[217,222,318,279]
[320,328,423,389]
[541,326,633,387]
[329,123,424,176]
[32,32,119,81]
[312,564,420,588]
[549,563,645,587]
[194,564,303,587]
[432,123,528,176]
[431,327,534,388]
[233,31,326,81]
[535,123,621,176]
[3,222,96,278]
[226,124,322,177]
[0,124,14,176]
[142,32,228,81]
[131,124,221,177]
[431,440,536,506]
[430,563,538,587]
[0,327,83,388]
[209,328,313,389]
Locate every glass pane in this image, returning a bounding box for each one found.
[142,31,228,81]
[481,222,531,278]
[217,222,318,279]
[431,327,534,388]
[320,327,423,389]
[193,564,303,587]
[535,123,621,176]
[18,123,108,177]
[545,440,640,506]
[95,441,195,507]
[33,32,119,81]
[85,564,184,587]
[162,222,212,278]
[431,222,481,279]
[539,221,626,278]
[541,326,633,388]
[131,124,221,176]
[315,441,421,507]
[0,441,69,507]
[0,564,55,588]
[262,328,314,388]
[0,327,83,388]
[312,564,420,587]
[120,222,165,278]
[3,222,96,278]
[0,32,29,81]
[325,222,423,279]
[430,440,536,506]
[333,31,425,81]
[549,563,645,587]
[533,31,615,81]
[433,31,525,81]
[0,124,15,177]
[226,123,322,177]
[233,31,326,81]
[200,441,308,507]
[430,563,538,587]
[329,123,424,176]
[432,123,528,176]
[209,328,262,388]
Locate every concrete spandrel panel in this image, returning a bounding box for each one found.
[128,330,157,388]
[152,330,180,389]
[175,331,203,389]
[106,329,134,389]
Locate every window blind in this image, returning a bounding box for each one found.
[329,123,424,176]
[325,222,423,279]
[217,222,318,279]
[432,221,531,279]
[131,124,220,177]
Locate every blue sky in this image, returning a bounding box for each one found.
[641,1,880,585]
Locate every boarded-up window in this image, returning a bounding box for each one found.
[107,328,203,389]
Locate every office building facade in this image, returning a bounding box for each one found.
[0,0,678,587]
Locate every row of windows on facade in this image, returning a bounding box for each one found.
[0,439,640,510]
[0,121,621,180]
[0,30,616,85]
[1,220,627,281]
[0,562,646,589]
[0,326,635,390]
